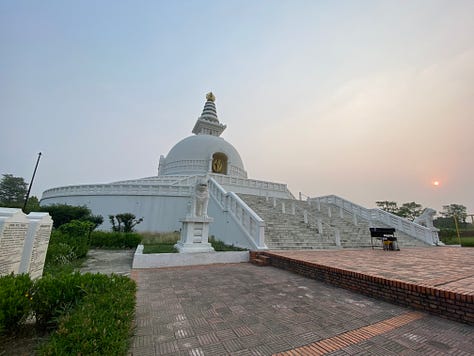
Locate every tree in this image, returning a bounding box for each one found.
[24,196,40,213]
[0,174,28,207]
[41,204,103,229]
[375,201,399,214]
[109,213,143,233]
[441,204,467,223]
[375,200,423,220]
[396,202,423,220]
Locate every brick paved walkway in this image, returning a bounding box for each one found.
[267,247,474,294]
[129,262,473,355]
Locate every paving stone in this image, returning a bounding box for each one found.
[177,337,200,351]
[222,338,244,353]
[130,262,473,355]
[196,332,220,346]
[200,343,228,355]
[154,340,179,355]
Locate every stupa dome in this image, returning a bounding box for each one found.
[158,93,248,178]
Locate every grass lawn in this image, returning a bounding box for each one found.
[143,243,178,253]
[140,232,248,253]
[442,236,474,247]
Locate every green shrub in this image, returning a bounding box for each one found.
[32,272,86,329]
[44,240,77,266]
[57,220,93,258]
[38,274,136,355]
[40,204,103,229]
[109,213,143,233]
[0,274,33,334]
[90,231,141,249]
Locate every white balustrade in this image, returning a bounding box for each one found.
[41,182,193,200]
[312,195,439,245]
[208,178,266,249]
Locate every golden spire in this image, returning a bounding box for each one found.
[206,92,216,102]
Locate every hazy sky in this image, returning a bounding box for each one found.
[1,1,473,214]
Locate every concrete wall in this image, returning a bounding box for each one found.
[41,194,189,233]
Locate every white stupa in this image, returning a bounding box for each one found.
[158,92,247,178]
[40,93,292,249]
[41,93,439,250]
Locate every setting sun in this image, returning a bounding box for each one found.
[433,180,440,187]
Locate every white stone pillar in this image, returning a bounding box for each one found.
[303,210,308,224]
[339,207,344,218]
[291,202,296,215]
[327,206,332,218]
[273,197,277,208]
[316,199,321,211]
[281,202,286,214]
[317,219,323,234]
[334,228,341,247]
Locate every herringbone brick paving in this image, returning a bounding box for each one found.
[129,261,473,355]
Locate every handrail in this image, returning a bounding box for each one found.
[208,177,267,250]
[311,195,439,245]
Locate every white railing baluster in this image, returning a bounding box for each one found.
[310,194,438,245]
[208,178,266,250]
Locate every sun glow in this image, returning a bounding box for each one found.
[433,180,440,187]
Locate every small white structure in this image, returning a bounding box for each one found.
[175,179,215,253]
[413,208,441,245]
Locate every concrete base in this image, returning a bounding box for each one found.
[174,241,214,253]
[175,215,215,253]
[132,245,249,269]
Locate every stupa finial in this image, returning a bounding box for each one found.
[206,92,216,102]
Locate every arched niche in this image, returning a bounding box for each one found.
[211,152,228,175]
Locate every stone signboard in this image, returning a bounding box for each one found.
[19,213,53,279]
[0,208,29,276]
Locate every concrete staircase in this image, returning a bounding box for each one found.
[238,194,429,250]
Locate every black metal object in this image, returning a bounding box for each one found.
[23,152,42,212]
[369,227,399,250]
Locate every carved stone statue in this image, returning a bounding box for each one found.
[191,179,209,218]
[413,208,436,228]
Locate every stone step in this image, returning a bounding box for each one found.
[238,194,430,250]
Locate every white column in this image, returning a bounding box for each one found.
[317,219,323,234]
[334,228,341,247]
[303,210,308,224]
[281,202,286,214]
[291,202,296,215]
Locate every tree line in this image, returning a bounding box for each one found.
[375,201,470,229]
